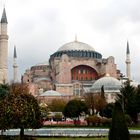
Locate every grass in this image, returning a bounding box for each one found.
[36,138,107,140]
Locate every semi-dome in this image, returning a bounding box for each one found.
[58,41,95,52]
[90,76,122,93]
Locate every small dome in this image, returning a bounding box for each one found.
[91,76,122,93]
[58,41,95,52]
[39,90,62,97]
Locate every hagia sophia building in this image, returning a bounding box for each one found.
[0,8,137,103]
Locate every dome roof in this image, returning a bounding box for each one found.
[39,90,62,97]
[58,41,95,52]
[91,76,122,93]
[50,40,102,59]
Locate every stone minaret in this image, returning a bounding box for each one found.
[0,8,8,84]
[125,41,131,80]
[13,46,18,83]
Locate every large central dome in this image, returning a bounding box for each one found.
[58,41,95,52]
[50,40,102,59]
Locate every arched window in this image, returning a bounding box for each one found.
[71,65,98,81]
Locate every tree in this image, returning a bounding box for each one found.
[63,99,88,122]
[117,81,138,123]
[109,102,130,140]
[0,83,42,140]
[83,93,95,115]
[94,94,107,114]
[0,84,10,131]
[84,92,107,115]
[0,84,9,100]
[135,85,140,113]
[48,99,67,112]
[40,103,50,121]
[54,113,62,123]
[100,103,114,118]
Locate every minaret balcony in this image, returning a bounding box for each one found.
[0,35,8,40]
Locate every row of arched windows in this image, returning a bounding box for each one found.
[51,50,102,59]
[71,65,98,81]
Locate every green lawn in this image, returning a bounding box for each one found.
[36,137,140,140]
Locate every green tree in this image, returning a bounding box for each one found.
[40,103,50,121]
[0,84,9,100]
[48,99,67,112]
[100,103,114,118]
[117,81,138,123]
[0,84,10,131]
[54,113,62,123]
[0,83,42,140]
[109,102,130,140]
[63,99,88,122]
[135,85,140,113]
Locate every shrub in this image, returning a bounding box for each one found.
[86,115,100,126]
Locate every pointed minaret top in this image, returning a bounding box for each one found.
[127,41,130,54]
[14,46,17,58]
[1,8,8,23]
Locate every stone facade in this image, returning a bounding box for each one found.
[49,41,120,95]
[22,40,121,96]
[22,63,52,95]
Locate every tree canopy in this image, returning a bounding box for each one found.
[100,103,114,118]
[63,99,88,119]
[0,84,9,100]
[48,99,67,112]
[0,83,42,139]
[83,91,107,115]
[117,81,139,123]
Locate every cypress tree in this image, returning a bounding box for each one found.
[109,102,130,140]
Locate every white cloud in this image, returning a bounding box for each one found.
[0,0,139,82]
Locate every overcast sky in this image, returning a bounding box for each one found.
[1,0,140,82]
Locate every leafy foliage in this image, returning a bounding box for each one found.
[63,99,88,119]
[83,93,95,115]
[100,103,114,118]
[40,104,50,121]
[109,102,130,140]
[117,81,139,123]
[94,94,107,114]
[83,91,107,115]
[48,99,67,112]
[0,83,42,139]
[0,84,9,100]
[0,84,10,130]
[86,115,111,126]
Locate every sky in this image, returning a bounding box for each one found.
[0,0,140,82]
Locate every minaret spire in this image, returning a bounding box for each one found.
[127,41,130,54]
[1,8,8,23]
[14,45,17,58]
[13,46,18,83]
[0,8,8,84]
[125,41,131,80]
